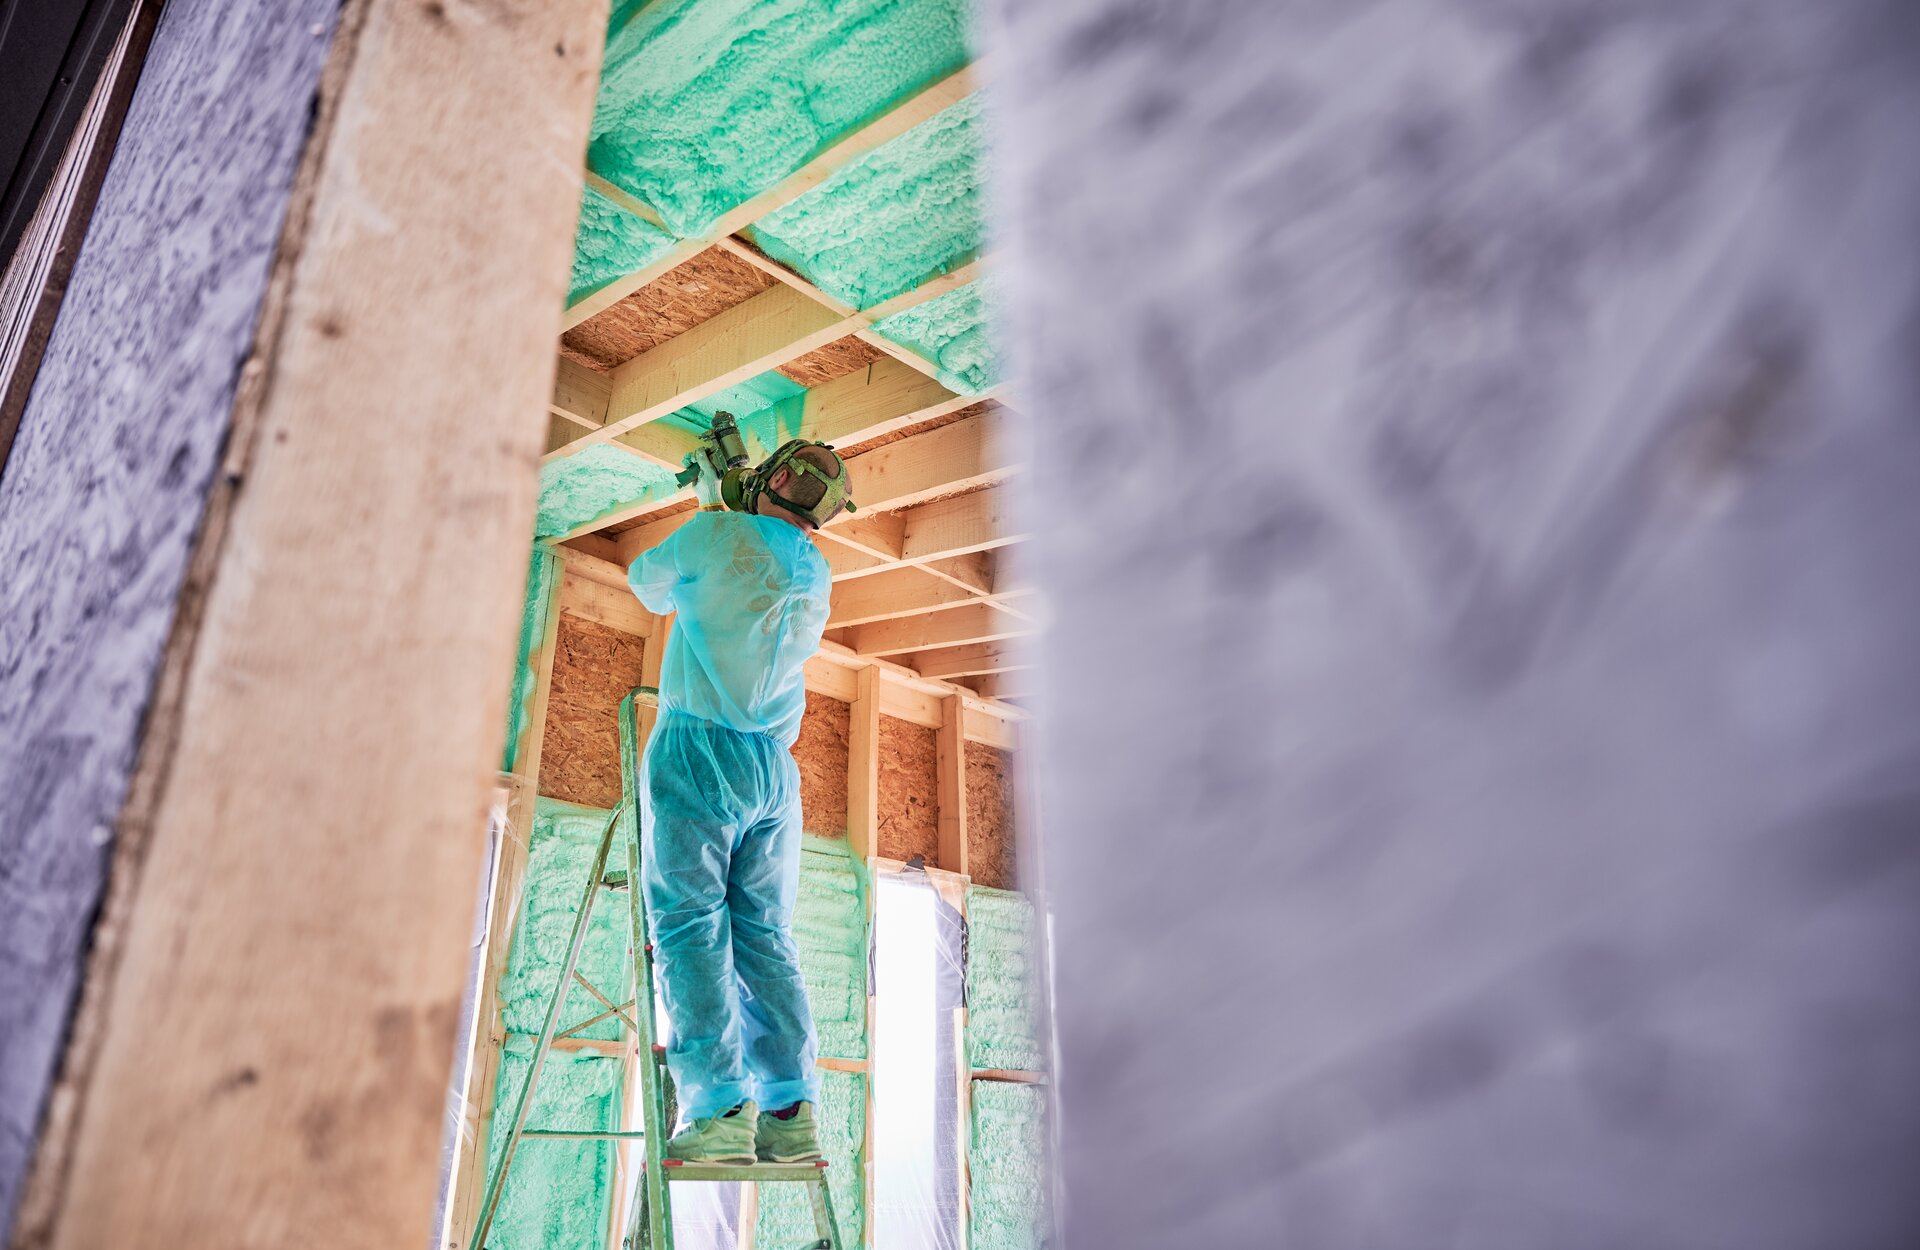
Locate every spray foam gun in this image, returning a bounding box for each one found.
[674,410,752,512]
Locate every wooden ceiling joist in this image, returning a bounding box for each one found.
[843,601,1029,657]
[908,642,1031,682]
[563,63,978,332]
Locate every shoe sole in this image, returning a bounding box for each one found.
[669,1153,757,1166]
[757,1150,824,1163]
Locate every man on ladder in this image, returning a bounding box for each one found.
[625,425,857,1167]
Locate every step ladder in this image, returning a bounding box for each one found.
[467,686,844,1250]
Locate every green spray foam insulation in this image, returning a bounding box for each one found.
[747,94,985,310]
[755,1068,866,1245]
[484,1042,626,1249]
[537,444,681,538]
[570,182,677,305]
[501,800,635,1041]
[965,886,1043,1071]
[589,0,973,237]
[969,1080,1046,1250]
[871,277,998,395]
[483,800,636,1246]
[503,550,560,771]
[796,835,869,1061]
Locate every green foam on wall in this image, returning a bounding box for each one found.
[748,94,985,310]
[756,1068,866,1245]
[570,182,677,305]
[965,886,1043,1072]
[502,550,559,772]
[485,1043,627,1249]
[969,1080,1046,1250]
[796,836,868,1061]
[871,278,998,395]
[537,444,680,539]
[502,801,634,1041]
[590,0,973,237]
[483,799,636,1247]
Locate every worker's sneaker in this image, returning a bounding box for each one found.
[665,1101,758,1165]
[756,1101,822,1162]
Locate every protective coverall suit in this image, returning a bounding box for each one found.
[626,509,832,1119]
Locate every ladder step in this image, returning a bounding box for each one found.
[656,1160,828,1182]
[599,870,629,890]
[522,1129,648,1140]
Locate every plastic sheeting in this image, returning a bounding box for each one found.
[874,873,965,1249]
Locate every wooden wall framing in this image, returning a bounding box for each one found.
[3,0,613,1245]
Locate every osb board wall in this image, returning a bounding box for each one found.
[965,742,1018,891]
[560,245,773,371]
[776,335,886,387]
[877,714,939,865]
[539,613,648,808]
[792,691,849,838]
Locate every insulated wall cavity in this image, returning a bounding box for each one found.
[590,0,973,237]
[968,1080,1046,1250]
[748,94,986,310]
[484,1044,626,1249]
[795,836,868,1060]
[485,799,635,1246]
[755,1068,867,1246]
[964,887,1043,1072]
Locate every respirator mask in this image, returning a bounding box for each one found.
[676,410,857,530]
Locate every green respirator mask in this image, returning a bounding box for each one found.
[676,410,856,529]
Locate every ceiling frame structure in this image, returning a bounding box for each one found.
[542,61,1033,700]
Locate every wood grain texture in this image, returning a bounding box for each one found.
[791,690,851,839]
[875,715,939,866]
[11,0,611,1244]
[539,613,648,809]
[0,0,343,1233]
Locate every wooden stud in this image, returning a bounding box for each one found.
[848,665,881,865]
[829,567,983,628]
[447,556,568,1249]
[559,570,653,637]
[936,693,968,877]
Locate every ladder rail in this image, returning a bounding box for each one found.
[466,800,626,1250]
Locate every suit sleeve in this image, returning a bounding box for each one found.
[626,525,687,615]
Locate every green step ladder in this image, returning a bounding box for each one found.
[467,686,845,1250]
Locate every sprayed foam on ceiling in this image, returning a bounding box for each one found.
[485,800,634,1247]
[969,1079,1047,1250]
[536,444,680,539]
[748,94,984,310]
[588,0,972,238]
[756,1068,867,1245]
[570,183,678,306]
[965,886,1043,1072]
[872,278,998,395]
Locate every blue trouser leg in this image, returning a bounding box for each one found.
[642,715,820,1119]
[731,759,820,1111]
[642,717,751,1119]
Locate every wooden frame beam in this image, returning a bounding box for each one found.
[908,642,1031,682]
[936,693,968,876]
[844,602,1030,658]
